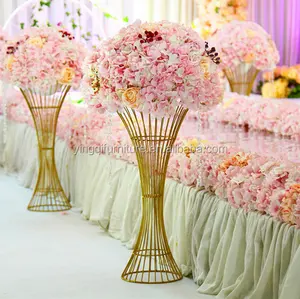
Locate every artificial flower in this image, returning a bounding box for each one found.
[27,36,45,48]
[59,67,75,84]
[82,21,223,117]
[121,87,141,109]
[2,26,87,91]
[213,20,280,70]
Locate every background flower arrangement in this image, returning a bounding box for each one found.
[82,20,223,117]
[1,26,87,91]
[193,0,248,39]
[213,20,280,70]
[259,65,300,98]
[202,92,300,139]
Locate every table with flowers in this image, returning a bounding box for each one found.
[1,88,300,298]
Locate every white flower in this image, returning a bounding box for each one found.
[167,53,179,65]
[189,51,203,64]
[122,44,133,55]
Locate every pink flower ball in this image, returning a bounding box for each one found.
[82,20,224,117]
[2,26,88,91]
[212,20,280,70]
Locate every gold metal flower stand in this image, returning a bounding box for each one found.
[20,84,72,212]
[224,63,259,95]
[118,106,188,284]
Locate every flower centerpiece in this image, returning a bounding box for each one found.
[82,20,223,284]
[213,20,280,95]
[2,26,87,212]
[260,65,300,99]
[193,0,248,39]
[2,26,86,91]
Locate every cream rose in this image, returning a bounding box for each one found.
[121,87,141,109]
[59,67,75,84]
[27,36,45,48]
[189,51,203,65]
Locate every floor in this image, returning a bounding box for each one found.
[0,168,215,299]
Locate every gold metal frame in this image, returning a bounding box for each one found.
[224,63,259,95]
[118,106,188,284]
[20,84,72,212]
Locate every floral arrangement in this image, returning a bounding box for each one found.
[1,26,87,91]
[193,0,247,39]
[213,20,280,70]
[202,92,300,139]
[82,20,223,117]
[2,91,300,227]
[259,65,300,98]
[195,146,300,227]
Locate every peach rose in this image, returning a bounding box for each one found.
[59,67,75,84]
[121,87,141,109]
[243,52,255,63]
[263,71,274,81]
[6,55,14,71]
[274,67,281,78]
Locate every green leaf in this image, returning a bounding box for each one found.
[103,12,117,20]
[122,16,129,22]
[86,31,91,37]
[65,11,70,16]
[32,19,39,27]
[288,91,300,98]
[20,23,25,30]
[38,7,43,11]
[215,7,220,13]
[47,21,51,27]
[40,1,51,7]
[72,23,77,30]
[77,8,81,16]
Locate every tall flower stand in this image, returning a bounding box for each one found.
[118,106,188,284]
[224,63,259,95]
[20,84,71,212]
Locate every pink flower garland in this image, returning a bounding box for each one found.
[204,92,300,139]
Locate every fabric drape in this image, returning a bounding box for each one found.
[248,0,300,66]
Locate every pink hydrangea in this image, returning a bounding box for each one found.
[2,26,87,91]
[213,21,280,70]
[82,20,223,117]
